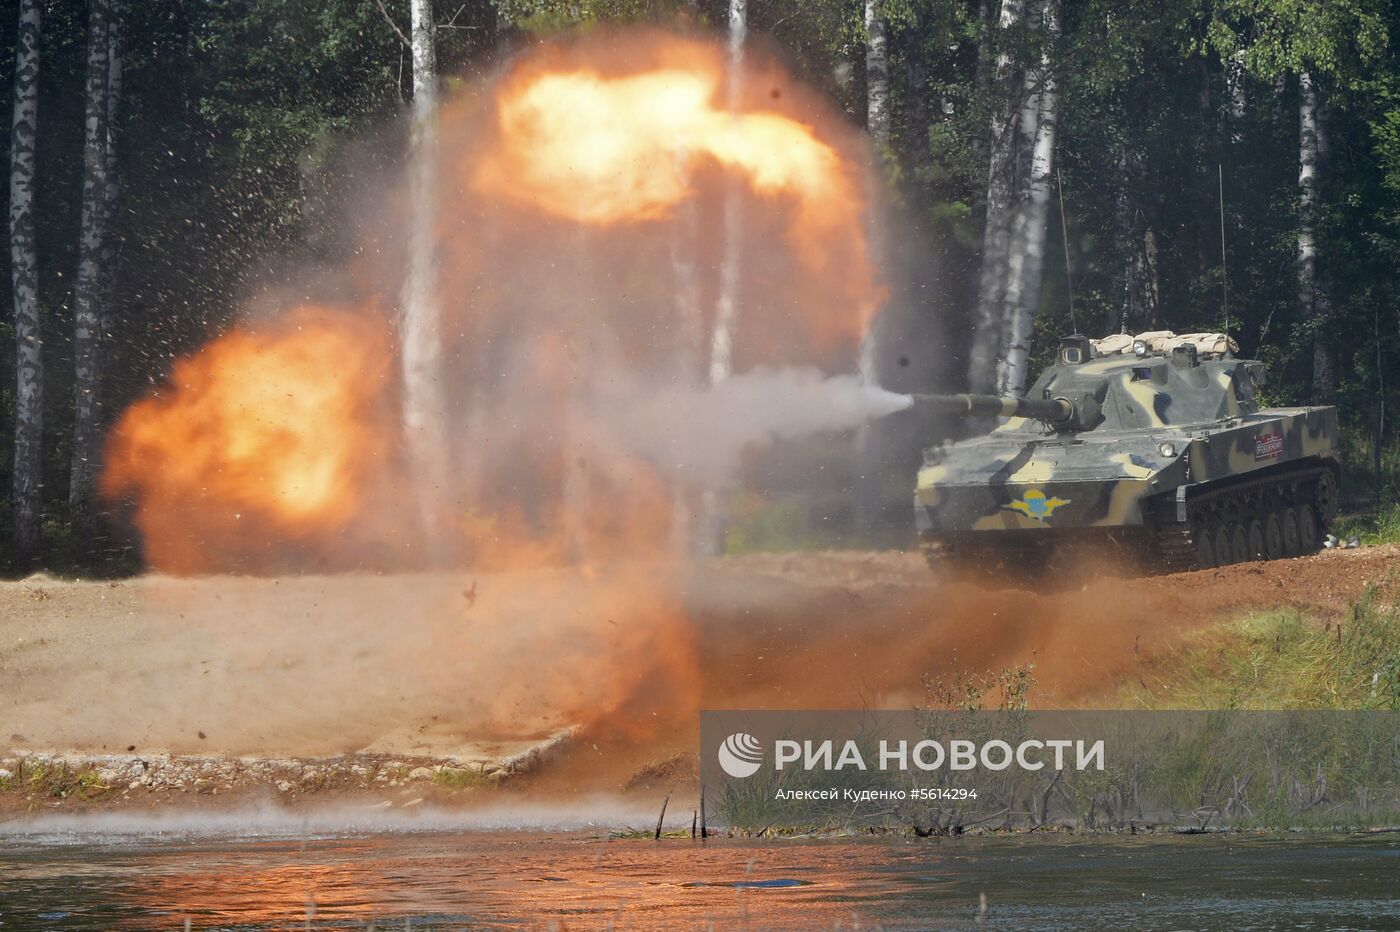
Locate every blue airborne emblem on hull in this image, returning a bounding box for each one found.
[1007,488,1070,521]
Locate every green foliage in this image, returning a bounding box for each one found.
[1335,502,1400,546]
[1124,587,1400,710]
[924,663,1036,712]
[1206,0,1390,86]
[4,0,1400,570]
[494,0,685,32]
[1337,425,1400,504]
[9,762,113,800]
[723,491,848,554]
[431,767,492,789]
[1376,96,1400,197]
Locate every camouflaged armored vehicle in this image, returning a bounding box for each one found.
[914,331,1340,572]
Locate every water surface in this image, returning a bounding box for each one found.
[2,821,1397,929]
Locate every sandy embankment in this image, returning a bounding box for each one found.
[1,547,1393,814]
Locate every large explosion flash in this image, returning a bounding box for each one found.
[102,308,401,574]
[473,36,878,349]
[99,30,890,747]
[105,31,883,574]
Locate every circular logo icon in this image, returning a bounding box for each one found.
[717,732,764,778]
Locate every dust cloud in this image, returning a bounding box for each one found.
[63,27,1137,795]
[7,553,1196,784]
[102,28,886,576]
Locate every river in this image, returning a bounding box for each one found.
[2,816,1397,930]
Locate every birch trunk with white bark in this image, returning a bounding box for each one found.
[68,0,112,526]
[10,0,42,562]
[697,0,748,556]
[708,0,747,387]
[967,0,1024,393]
[1297,70,1335,401]
[854,0,893,534]
[999,0,1058,398]
[858,0,890,388]
[1226,50,1246,143]
[865,0,890,154]
[98,0,123,311]
[402,0,448,540]
[994,61,1044,395]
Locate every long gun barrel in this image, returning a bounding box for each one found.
[910,393,1075,425]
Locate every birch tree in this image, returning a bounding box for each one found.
[1297,69,1335,401]
[99,1,124,298]
[853,0,895,534]
[1207,0,1387,402]
[671,0,704,382]
[998,0,1058,397]
[993,66,1042,394]
[970,0,1060,397]
[697,0,748,555]
[401,0,449,537]
[708,0,747,387]
[865,0,891,154]
[69,0,113,528]
[9,0,42,562]
[967,0,1024,393]
[1226,49,1246,143]
[859,0,890,387]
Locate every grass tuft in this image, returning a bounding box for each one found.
[10,762,113,799]
[1123,586,1400,710]
[1335,500,1400,546]
[431,767,491,790]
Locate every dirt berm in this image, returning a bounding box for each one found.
[0,546,1392,812]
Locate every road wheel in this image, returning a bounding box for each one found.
[1298,503,1320,552]
[1214,525,1235,565]
[1230,523,1250,563]
[1281,507,1301,556]
[1263,511,1285,560]
[1195,528,1217,568]
[1247,518,1266,560]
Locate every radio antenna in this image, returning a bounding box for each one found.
[1057,170,1078,335]
[1218,164,1229,337]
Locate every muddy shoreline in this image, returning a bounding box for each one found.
[0,730,576,818]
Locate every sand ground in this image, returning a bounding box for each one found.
[1,547,1393,813]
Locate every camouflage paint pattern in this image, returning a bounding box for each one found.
[915,340,1339,544]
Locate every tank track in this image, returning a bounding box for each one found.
[1150,463,1337,571]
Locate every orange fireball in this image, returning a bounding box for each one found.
[480,68,854,237]
[101,307,398,573]
[471,35,878,348]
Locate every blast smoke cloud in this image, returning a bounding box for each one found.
[592,368,913,486]
[103,29,888,573]
[82,29,916,769]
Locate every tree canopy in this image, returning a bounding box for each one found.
[2,0,1397,570]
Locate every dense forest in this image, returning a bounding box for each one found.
[3,0,1399,572]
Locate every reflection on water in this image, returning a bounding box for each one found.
[2,826,1398,930]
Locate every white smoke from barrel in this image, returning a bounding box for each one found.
[592,367,913,488]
